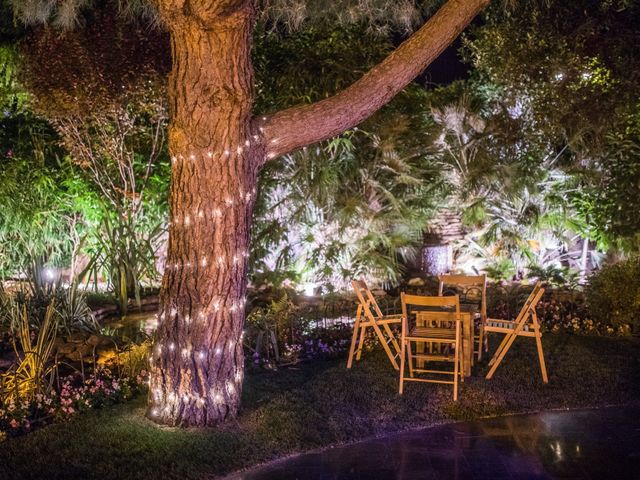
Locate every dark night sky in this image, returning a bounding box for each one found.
[421,38,470,86]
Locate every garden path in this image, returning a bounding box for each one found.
[229,406,640,479]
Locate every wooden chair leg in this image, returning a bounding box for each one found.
[488,331,511,367]
[532,314,548,383]
[355,321,367,361]
[453,322,460,401]
[486,327,520,380]
[383,322,401,357]
[372,322,399,370]
[347,306,363,369]
[407,339,414,378]
[399,339,406,394]
[459,340,464,383]
[535,331,548,384]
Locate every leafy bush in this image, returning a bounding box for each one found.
[245,295,298,366]
[586,257,640,332]
[112,340,151,379]
[0,292,149,438]
[488,283,631,336]
[484,258,516,282]
[527,265,579,288]
[0,288,9,328]
[8,286,98,335]
[245,291,398,367]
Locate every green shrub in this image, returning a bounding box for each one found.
[586,257,640,332]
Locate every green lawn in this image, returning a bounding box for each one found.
[1,334,639,480]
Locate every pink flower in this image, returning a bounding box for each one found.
[10,419,18,428]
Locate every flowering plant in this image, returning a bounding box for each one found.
[0,366,148,438]
[489,291,632,336]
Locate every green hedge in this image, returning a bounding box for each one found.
[586,257,640,332]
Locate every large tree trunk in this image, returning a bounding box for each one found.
[150,0,488,427]
[149,1,261,426]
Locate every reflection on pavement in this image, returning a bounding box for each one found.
[228,406,640,479]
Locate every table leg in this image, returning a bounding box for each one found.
[463,313,472,377]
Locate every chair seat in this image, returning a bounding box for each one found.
[408,326,457,341]
[360,314,402,327]
[487,319,517,329]
[486,319,534,332]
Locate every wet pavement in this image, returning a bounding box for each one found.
[228,407,640,479]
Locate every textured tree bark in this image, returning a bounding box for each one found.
[149,0,262,426]
[150,0,488,427]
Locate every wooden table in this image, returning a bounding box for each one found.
[415,310,474,377]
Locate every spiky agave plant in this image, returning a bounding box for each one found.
[56,286,100,336]
[1,302,58,403]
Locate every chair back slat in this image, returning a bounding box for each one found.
[513,282,544,324]
[401,293,460,328]
[438,274,487,318]
[416,311,460,323]
[438,274,486,290]
[352,280,384,319]
[401,293,460,308]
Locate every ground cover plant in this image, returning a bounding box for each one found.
[0,287,151,440]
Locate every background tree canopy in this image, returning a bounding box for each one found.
[1,0,639,293]
[464,0,640,248]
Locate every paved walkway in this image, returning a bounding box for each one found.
[229,406,640,479]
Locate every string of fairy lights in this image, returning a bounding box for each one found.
[149,133,281,417]
[168,192,255,225]
[168,121,276,169]
[164,140,259,275]
[149,371,243,416]
[149,325,246,416]
[164,250,250,272]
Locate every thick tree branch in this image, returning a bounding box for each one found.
[260,0,489,162]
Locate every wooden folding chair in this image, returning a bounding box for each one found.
[347,280,403,370]
[399,294,464,401]
[438,274,487,361]
[484,282,548,383]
